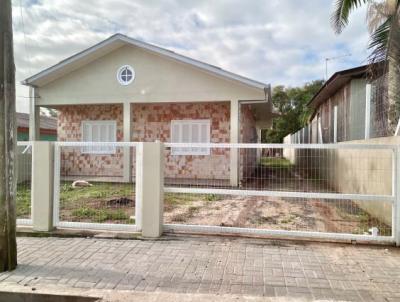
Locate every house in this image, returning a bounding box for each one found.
[22,33,275,186]
[17,112,57,141]
[305,64,392,144]
[284,64,397,226]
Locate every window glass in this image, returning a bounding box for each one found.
[82,121,117,154]
[170,120,210,155]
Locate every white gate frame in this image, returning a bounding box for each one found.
[16,141,33,226]
[164,142,399,245]
[53,141,140,232]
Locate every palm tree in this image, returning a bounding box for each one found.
[331,0,400,134]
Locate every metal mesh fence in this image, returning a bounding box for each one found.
[16,142,32,224]
[164,143,394,239]
[55,144,137,230]
[292,77,400,143]
[164,193,391,236]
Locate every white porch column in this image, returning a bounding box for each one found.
[29,86,39,141]
[123,102,132,182]
[230,99,239,187]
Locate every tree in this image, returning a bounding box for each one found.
[262,80,324,143]
[0,0,17,271]
[331,0,400,131]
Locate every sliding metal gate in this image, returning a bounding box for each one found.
[163,143,399,244]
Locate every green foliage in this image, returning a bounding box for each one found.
[71,207,131,223]
[60,182,134,204]
[205,194,221,202]
[261,157,293,168]
[262,80,324,143]
[16,182,31,218]
[331,0,367,34]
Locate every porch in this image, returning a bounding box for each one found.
[29,101,274,186]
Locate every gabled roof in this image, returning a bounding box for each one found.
[17,112,57,130]
[22,33,269,90]
[307,64,368,110]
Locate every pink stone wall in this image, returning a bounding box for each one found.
[56,102,258,184]
[239,104,258,180]
[56,104,125,178]
[132,102,231,181]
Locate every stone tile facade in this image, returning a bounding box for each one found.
[56,104,125,178]
[56,102,257,183]
[132,102,230,180]
[240,104,258,180]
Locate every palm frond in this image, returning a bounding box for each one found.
[367,2,390,34]
[331,0,368,33]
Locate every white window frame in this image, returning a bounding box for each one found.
[116,65,135,86]
[171,119,211,156]
[81,120,117,154]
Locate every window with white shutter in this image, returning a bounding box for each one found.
[170,120,210,155]
[81,120,117,154]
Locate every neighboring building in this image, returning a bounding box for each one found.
[297,64,391,144]
[22,34,275,186]
[17,112,57,141]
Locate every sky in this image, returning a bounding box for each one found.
[12,0,370,113]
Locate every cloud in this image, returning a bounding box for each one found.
[12,0,370,112]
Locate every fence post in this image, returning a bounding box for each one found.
[365,84,371,140]
[395,147,400,246]
[31,141,54,232]
[136,141,164,238]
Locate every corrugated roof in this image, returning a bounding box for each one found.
[17,112,57,130]
[307,64,369,110]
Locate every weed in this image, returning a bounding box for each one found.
[261,157,293,168]
[16,182,31,218]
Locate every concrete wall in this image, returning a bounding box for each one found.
[283,136,399,225]
[16,148,31,184]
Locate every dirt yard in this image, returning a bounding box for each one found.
[164,159,391,236]
[164,194,391,235]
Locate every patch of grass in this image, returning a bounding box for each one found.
[165,193,200,205]
[261,157,293,168]
[60,181,135,223]
[71,206,132,223]
[204,194,222,202]
[16,182,31,218]
[60,181,134,205]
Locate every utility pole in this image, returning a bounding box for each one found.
[0,0,18,271]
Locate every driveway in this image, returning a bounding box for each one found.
[0,235,399,301]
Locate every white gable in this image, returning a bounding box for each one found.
[33,42,268,106]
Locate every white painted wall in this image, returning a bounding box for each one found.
[35,45,266,106]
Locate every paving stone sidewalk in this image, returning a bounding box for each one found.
[0,235,400,301]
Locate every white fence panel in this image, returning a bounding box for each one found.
[163,142,397,244]
[53,142,140,232]
[16,141,32,226]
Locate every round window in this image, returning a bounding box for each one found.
[117,65,135,85]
